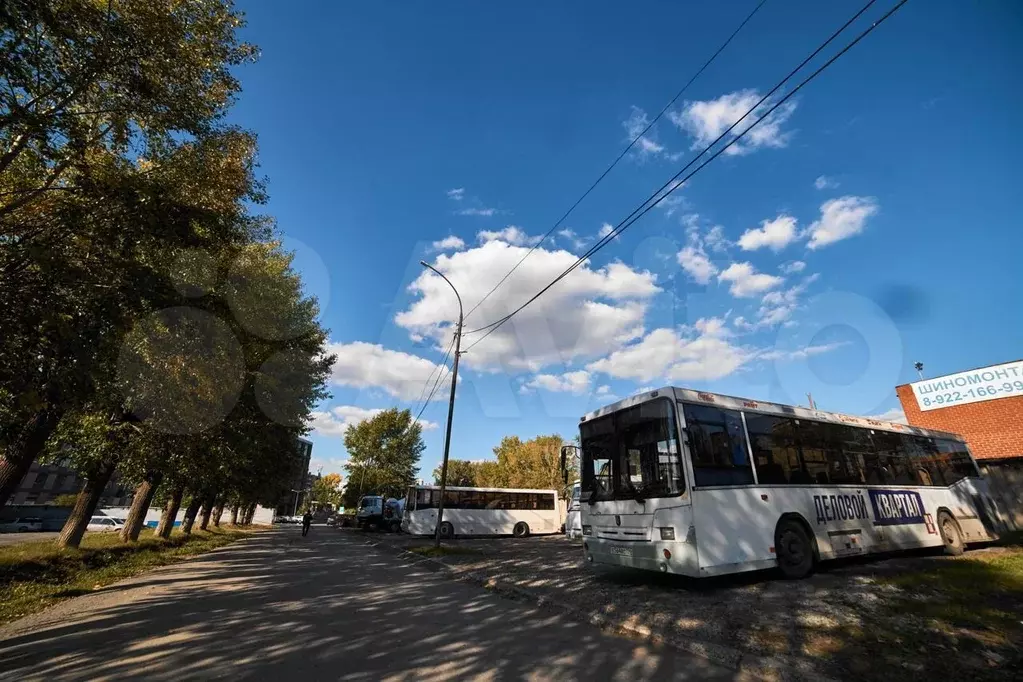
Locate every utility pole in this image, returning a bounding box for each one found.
[419,261,462,549]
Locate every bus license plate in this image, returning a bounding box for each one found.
[609,545,633,557]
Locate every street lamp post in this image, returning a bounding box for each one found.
[419,260,463,549]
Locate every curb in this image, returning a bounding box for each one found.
[357,534,836,682]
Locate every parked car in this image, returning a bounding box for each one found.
[87,516,124,532]
[0,517,43,533]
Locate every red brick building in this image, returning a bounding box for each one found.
[897,359,1023,529]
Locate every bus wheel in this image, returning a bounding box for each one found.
[439,521,454,539]
[513,522,530,538]
[938,512,965,556]
[775,519,815,579]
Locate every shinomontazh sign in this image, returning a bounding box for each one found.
[911,360,1023,411]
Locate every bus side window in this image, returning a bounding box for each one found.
[745,414,801,485]
[682,403,753,486]
[903,435,945,486]
[870,432,915,485]
[935,439,974,484]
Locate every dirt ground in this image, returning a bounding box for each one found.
[360,530,1022,681]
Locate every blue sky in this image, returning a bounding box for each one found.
[229,0,1023,478]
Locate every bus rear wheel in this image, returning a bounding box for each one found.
[438,521,454,539]
[938,511,964,556]
[513,522,530,538]
[775,519,815,579]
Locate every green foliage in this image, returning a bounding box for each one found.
[0,526,256,625]
[50,493,80,507]
[0,2,333,534]
[342,409,423,508]
[431,459,481,487]
[432,435,568,493]
[311,472,343,508]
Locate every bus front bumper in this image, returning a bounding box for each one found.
[582,537,690,574]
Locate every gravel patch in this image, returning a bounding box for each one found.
[355,531,1019,681]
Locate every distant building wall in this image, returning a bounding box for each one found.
[6,459,133,508]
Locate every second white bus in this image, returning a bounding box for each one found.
[401,485,559,538]
[574,387,999,579]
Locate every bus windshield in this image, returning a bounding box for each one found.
[580,398,683,502]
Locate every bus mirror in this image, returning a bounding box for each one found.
[560,446,569,484]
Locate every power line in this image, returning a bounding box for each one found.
[463,0,906,353]
[460,0,772,323]
[410,332,455,412]
[410,334,455,428]
[465,0,884,341]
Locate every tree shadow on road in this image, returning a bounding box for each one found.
[0,529,731,681]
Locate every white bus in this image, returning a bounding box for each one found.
[564,481,582,539]
[574,387,998,579]
[401,485,560,538]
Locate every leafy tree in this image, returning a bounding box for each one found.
[431,459,479,487]
[0,0,257,217]
[493,434,565,491]
[342,409,423,508]
[311,472,343,509]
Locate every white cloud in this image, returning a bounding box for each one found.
[717,262,784,298]
[432,235,465,251]
[597,222,615,239]
[867,407,908,425]
[447,188,466,201]
[310,405,439,438]
[704,225,729,253]
[623,106,670,159]
[677,246,717,285]
[588,320,752,383]
[477,225,542,247]
[780,260,806,274]
[677,221,726,284]
[522,370,591,395]
[758,341,849,362]
[326,341,449,401]
[595,384,613,396]
[737,215,798,252]
[557,228,589,251]
[753,273,819,328]
[459,207,497,217]
[670,89,797,156]
[814,175,838,190]
[807,196,879,249]
[396,240,660,371]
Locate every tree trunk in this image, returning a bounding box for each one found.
[56,458,117,549]
[247,503,257,524]
[240,502,253,525]
[120,471,163,543]
[199,494,215,531]
[0,409,61,507]
[229,504,239,525]
[156,486,184,539]
[180,496,202,535]
[212,500,225,527]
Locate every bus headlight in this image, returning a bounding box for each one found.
[659,527,675,541]
[582,525,592,536]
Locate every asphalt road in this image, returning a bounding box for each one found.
[0,527,734,681]
[0,531,60,547]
